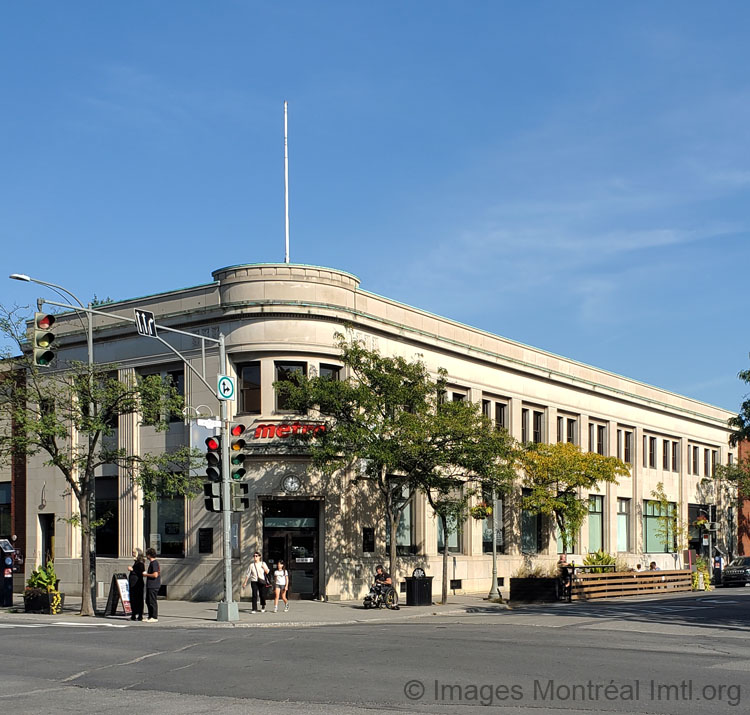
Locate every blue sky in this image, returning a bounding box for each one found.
[1,2,749,411]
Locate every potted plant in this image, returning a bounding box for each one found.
[509,562,560,602]
[24,560,64,614]
[469,502,492,520]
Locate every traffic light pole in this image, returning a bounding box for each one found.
[33,298,240,622]
[217,334,239,622]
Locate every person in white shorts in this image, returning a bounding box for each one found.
[273,559,290,613]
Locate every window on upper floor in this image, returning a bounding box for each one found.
[137,366,184,426]
[275,361,307,412]
[482,397,509,431]
[521,409,529,443]
[672,441,679,472]
[533,410,544,444]
[590,422,606,455]
[649,437,657,468]
[567,417,577,445]
[663,440,670,470]
[237,362,261,414]
[319,364,341,381]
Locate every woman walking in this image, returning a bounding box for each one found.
[241,551,270,613]
[127,547,145,621]
[273,560,290,613]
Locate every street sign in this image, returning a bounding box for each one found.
[134,309,158,338]
[217,375,235,401]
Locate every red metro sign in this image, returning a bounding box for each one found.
[250,422,326,440]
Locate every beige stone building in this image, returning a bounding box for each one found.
[2,264,738,601]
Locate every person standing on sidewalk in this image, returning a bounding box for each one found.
[127,547,145,621]
[143,548,161,622]
[242,551,269,613]
[272,560,290,613]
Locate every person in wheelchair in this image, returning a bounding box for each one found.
[373,564,392,593]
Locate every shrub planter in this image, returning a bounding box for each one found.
[23,590,65,614]
[510,577,560,603]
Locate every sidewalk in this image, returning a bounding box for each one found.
[0,592,508,629]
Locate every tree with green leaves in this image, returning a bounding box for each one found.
[413,398,517,603]
[0,307,203,617]
[519,441,629,554]
[275,333,518,592]
[728,366,750,447]
[648,482,687,556]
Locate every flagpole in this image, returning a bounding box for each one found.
[284,100,290,263]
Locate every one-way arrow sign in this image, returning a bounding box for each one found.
[134,309,158,338]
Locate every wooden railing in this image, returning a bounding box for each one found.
[570,569,692,601]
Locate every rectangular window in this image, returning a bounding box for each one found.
[319,364,341,381]
[557,416,564,443]
[452,392,465,402]
[437,518,461,553]
[275,361,307,412]
[663,440,670,470]
[624,431,633,465]
[643,436,648,468]
[643,499,676,553]
[521,489,542,553]
[711,450,717,477]
[521,409,529,443]
[590,424,596,453]
[482,400,491,420]
[567,418,576,444]
[144,496,186,558]
[167,369,185,423]
[729,453,734,466]
[238,362,261,414]
[495,403,507,430]
[95,476,119,558]
[0,483,11,539]
[481,489,505,554]
[649,437,657,468]
[704,449,710,477]
[597,425,606,455]
[693,446,700,475]
[385,482,417,555]
[533,411,544,443]
[617,498,630,552]
[672,442,679,472]
[588,495,604,553]
[617,429,622,460]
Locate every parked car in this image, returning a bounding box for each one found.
[721,557,750,587]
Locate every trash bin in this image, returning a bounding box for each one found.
[0,539,14,607]
[405,568,433,606]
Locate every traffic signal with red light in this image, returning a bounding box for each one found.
[32,312,56,367]
[230,424,247,480]
[205,435,222,482]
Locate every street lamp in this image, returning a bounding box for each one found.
[9,273,97,611]
[487,486,500,600]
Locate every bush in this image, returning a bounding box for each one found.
[583,549,617,573]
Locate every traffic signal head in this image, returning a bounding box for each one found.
[203,481,221,512]
[205,435,222,482]
[230,424,247,480]
[231,482,250,511]
[33,312,56,367]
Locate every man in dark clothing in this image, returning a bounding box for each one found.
[144,547,161,622]
[373,564,392,591]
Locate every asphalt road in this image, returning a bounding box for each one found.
[2,589,749,714]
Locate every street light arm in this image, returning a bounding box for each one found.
[10,273,86,308]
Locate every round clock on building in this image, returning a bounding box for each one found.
[282,475,302,494]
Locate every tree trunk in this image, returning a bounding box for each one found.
[440,514,449,604]
[79,493,94,617]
